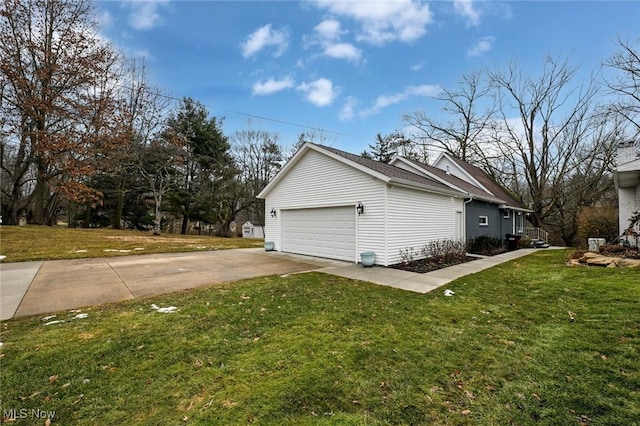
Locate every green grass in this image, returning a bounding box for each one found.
[0,226,263,262]
[1,250,639,425]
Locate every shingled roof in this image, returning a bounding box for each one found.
[399,157,506,204]
[442,154,526,209]
[316,144,466,197]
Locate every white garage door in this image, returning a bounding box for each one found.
[281,206,356,261]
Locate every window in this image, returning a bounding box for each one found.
[479,215,489,226]
[503,210,510,219]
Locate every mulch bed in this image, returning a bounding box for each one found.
[389,256,480,274]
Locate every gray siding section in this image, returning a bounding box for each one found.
[465,200,504,240]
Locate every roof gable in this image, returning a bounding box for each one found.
[257,143,466,199]
[433,152,527,209]
[391,156,506,204]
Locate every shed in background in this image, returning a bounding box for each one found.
[242,221,265,238]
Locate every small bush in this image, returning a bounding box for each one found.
[422,239,467,263]
[467,235,505,255]
[576,206,618,247]
[399,247,416,264]
[518,236,533,249]
[599,244,626,255]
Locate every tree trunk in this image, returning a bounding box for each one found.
[113,190,124,229]
[32,178,46,225]
[83,202,91,228]
[68,200,78,228]
[153,194,162,236]
[181,214,188,235]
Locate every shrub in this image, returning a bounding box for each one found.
[518,236,533,249]
[576,206,618,247]
[399,247,416,264]
[467,235,505,255]
[422,239,467,263]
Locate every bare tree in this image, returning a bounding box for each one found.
[488,57,599,229]
[111,59,169,228]
[0,0,122,225]
[605,37,640,136]
[403,71,494,163]
[134,137,181,236]
[543,112,622,245]
[232,126,283,223]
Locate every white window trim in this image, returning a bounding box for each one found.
[479,215,489,226]
[503,210,510,219]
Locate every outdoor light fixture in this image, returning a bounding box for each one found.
[270,208,277,218]
[357,202,364,215]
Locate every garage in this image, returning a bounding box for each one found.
[281,206,356,261]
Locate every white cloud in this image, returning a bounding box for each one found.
[467,36,495,57]
[340,96,357,122]
[252,76,295,96]
[297,78,338,107]
[323,43,362,63]
[454,0,481,26]
[410,61,425,71]
[312,0,433,45]
[314,19,343,40]
[361,84,441,117]
[97,10,113,29]
[124,0,169,31]
[306,19,363,64]
[241,24,289,58]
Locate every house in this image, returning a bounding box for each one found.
[390,153,531,241]
[615,141,640,247]
[257,143,468,266]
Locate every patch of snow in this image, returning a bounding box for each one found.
[195,246,207,249]
[133,247,144,251]
[117,249,132,253]
[151,304,178,313]
[0,255,6,261]
[41,315,57,321]
[443,289,456,297]
[103,249,117,252]
[74,250,88,253]
[44,320,65,326]
[72,313,89,320]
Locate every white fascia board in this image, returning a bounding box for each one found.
[257,142,390,199]
[617,158,640,172]
[435,152,492,194]
[311,145,391,182]
[392,156,467,193]
[389,178,467,198]
[257,142,313,199]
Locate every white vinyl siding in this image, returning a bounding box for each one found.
[385,184,463,266]
[264,149,386,263]
[281,207,356,261]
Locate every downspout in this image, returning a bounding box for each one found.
[463,196,473,242]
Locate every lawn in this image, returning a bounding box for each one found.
[0,226,263,262]
[1,250,638,425]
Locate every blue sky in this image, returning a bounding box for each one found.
[96,1,640,154]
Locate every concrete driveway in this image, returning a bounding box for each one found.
[0,248,330,320]
[1,247,549,320]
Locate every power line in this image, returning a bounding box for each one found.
[136,85,373,143]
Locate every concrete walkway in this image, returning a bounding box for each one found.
[0,248,548,320]
[317,248,549,294]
